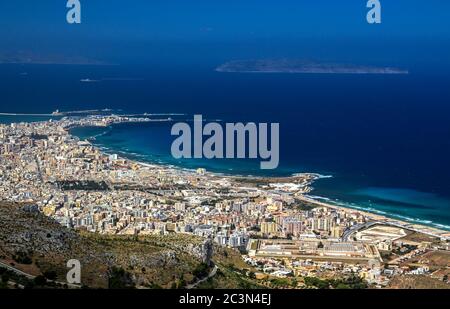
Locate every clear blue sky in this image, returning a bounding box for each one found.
[0,1,449,63]
[1,1,449,42]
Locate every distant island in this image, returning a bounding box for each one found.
[216,59,409,74]
[0,51,108,66]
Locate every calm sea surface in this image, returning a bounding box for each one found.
[1,60,450,230]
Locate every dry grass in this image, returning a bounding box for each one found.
[0,202,253,289]
[387,275,450,289]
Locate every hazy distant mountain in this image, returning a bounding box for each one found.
[0,51,108,65]
[216,59,409,74]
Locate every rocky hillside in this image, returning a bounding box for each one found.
[387,275,450,289]
[0,202,259,289]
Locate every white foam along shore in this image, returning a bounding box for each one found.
[297,194,450,240]
[67,117,450,240]
[124,146,450,239]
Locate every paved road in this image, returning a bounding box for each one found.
[342,221,380,241]
[298,195,449,241]
[186,265,218,289]
[0,261,81,288]
[0,261,35,279]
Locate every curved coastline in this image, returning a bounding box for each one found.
[69,123,450,235]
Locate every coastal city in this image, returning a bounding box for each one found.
[0,115,449,289]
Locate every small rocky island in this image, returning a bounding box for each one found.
[216,59,409,74]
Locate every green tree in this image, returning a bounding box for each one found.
[248,271,256,279]
[1,273,10,283]
[108,267,135,289]
[193,263,209,279]
[33,275,47,287]
[43,270,57,281]
[13,251,33,265]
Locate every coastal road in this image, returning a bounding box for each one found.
[298,195,450,241]
[342,222,380,241]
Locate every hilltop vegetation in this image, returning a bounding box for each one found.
[0,202,261,289]
[387,275,450,289]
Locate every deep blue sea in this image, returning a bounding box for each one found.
[1,43,450,230]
